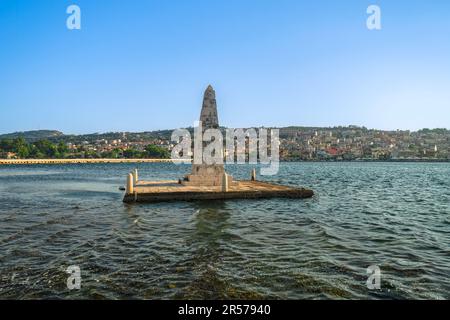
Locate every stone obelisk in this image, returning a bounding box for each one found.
[182,85,232,187]
[200,85,219,130]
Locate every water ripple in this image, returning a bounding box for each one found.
[1,162,449,299]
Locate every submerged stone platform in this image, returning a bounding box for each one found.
[123,179,314,203]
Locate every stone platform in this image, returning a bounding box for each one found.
[123,179,314,203]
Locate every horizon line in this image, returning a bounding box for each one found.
[1,125,450,137]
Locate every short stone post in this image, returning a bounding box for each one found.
[222,173,229,192]
[251,168,256,181]
[132,168,138,184]
[126,173,134,194]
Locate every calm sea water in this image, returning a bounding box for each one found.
[0,162,449,299]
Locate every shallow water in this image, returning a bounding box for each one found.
[0,162,449,299]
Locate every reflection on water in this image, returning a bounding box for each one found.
[0,162,449,299]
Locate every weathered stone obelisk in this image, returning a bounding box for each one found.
[182,85,233,187]
[200,84,219,131]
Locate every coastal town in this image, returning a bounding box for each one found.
[278,126,449,161]
[0,126,449,161]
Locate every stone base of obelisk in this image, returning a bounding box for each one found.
[182,164,235,187]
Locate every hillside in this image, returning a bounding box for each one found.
[0,130,64,142]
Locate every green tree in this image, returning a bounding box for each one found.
[57,141,69,157]
[101,148,122,158]
[0,137,31,158]
[33,140,58,158]
[145,145,170,159]
[84,150,99,158]
[0,139,14,152]
[13,137,28,153]
[123,148,142,158]
[17,144,30,158]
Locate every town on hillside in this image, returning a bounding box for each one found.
[0,126,449,161]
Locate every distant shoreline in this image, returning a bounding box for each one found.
[0,158,186,165]
[0,158,449,165]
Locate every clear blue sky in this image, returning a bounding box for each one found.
[1,0,449,134]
